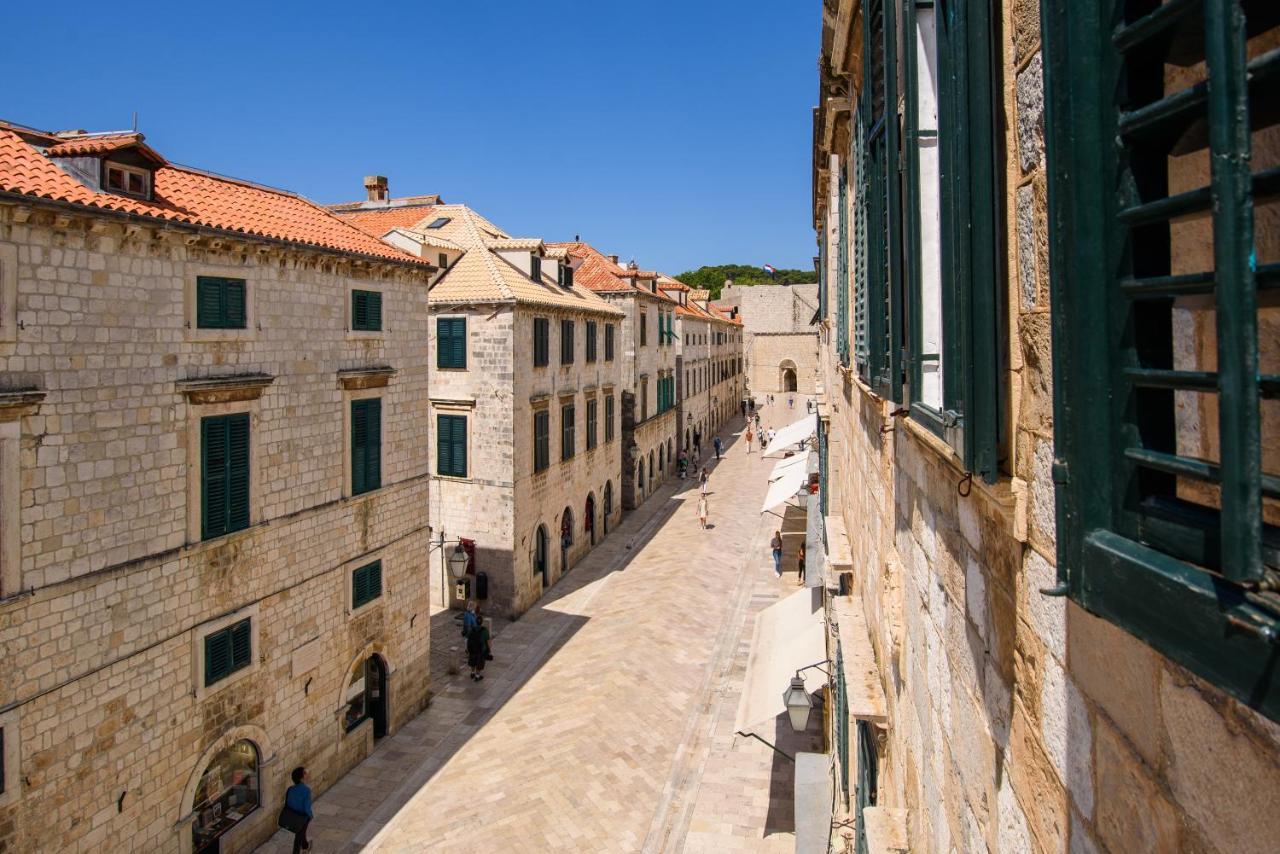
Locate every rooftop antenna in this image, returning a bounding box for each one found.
[131,112,138,132]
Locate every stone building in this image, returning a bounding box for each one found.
[553,244,681,510]
[338,200,625,619]
[0,122,436,853]
[806,2,1280,853]
[660,275,744,454]
[714,281,818,395]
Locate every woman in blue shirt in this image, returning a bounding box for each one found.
[284,767,312,853]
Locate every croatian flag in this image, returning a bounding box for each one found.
[763,264,777,275]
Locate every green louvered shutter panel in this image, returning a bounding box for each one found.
[437,318,466,368]
[197,277,222,328]
[437,414,466,477]
[226,414,250,533]
[201,416,229,539]
[352,398,381,494]
[204,629,230,686]
[229,619,252,671]
[353,290,382,331]
[353,561,382,608]
[837,168,850,365]
[224,279,246,328]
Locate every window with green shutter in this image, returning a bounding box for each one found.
[201,413,250,540]
[351,398,382,495]
[1044,0,1279,720]
[196,276,247,329]
[900,0,1003,481]
[605,395,615,442]
[533,410,550,472]
[561,403,575,460]
[605,324,615,360]
[586,320,598,362]
[436,414,467,478]
[530,255,542,282]
[533,317,549,367]
[352,289,382,332]
[640,311,647,346]
[437,317,467,369]
[560,319,575,364]
[352,560,383,609]
[586,399,598,450]
[204,618,252,687]
[837,167,850,366]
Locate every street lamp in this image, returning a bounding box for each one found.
[448,543,469,580]
[782,676,812,732]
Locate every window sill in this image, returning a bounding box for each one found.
[434,473,471,483]
[346,330,385,342]
[188,327,257,343]
[348,597,384,618]
[897,416,1027,543]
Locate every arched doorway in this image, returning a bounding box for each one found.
[603,481,613,533]
[191,739,260,854]
[780,359,798,392]
[560,507,573,573]
[343,653,388,739]
[659,445,665,473]
[585,493,596,546]
[535,524,549,588]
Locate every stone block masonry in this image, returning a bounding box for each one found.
[0,205,433,853]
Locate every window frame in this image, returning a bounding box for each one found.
[436,413,468,478]
[202,617,252,687]
[586,320,598,362]
[605,393,615,442]
[605,323,615,360]
[1042,0,1279,720]
[586,398,598,450]
[900,0,1003,481]
[102,160,151,199]
[436,316,467,370]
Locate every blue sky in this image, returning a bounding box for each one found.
[1,1,817,274]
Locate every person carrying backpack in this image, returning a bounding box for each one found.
[467,615,490,681]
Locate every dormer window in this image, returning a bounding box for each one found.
[559,264,574,289]
[104,162,150,198]
[530,255,542,282]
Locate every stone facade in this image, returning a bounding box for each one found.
[0,203,433,853]
[811,2,1280,852]
[715,282,818,396]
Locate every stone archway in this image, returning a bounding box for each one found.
[780,359,798,392]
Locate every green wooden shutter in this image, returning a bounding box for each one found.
[225,279,246,328]
[196,277,247,329]
[353,561,383,608]
[837,167,850,365]
[437,414,467,477]
[533,318,549,366]
[352,398,382,494]
[230,619,251,670]
[1043,0,1279,720]
[201,414,249,539]
[437,318,467,369]
[204,629,230,686]
[353,290,382,331]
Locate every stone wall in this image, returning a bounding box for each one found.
[749,332,819,395]
[814,1,1280,851]
[0,205,433,853]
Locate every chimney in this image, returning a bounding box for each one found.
[608,254,619,266]
[363,175,389,202]
[724,276,734,290]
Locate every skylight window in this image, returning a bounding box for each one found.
[104,162,150,198]
[426,217,451,229]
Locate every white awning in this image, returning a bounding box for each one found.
[769,450,813,482]
[763,413,817,457]
[761,461,808,514]
[794,752,834,854]
[734,586,827,736]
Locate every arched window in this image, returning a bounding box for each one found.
[192,739,260,854]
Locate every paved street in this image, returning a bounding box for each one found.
[262,400,816,853]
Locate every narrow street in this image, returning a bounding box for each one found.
[261,400,817,853]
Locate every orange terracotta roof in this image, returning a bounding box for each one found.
[337,205,437,239]
[548,242,678,304]
[0,125,425,265]
[44,132,165,162]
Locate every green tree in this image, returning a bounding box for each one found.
[674,264,814,299]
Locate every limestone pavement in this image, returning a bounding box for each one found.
[260,401,812,853]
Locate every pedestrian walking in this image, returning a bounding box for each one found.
[713,435,723,459]
[746,427,754,453]
[740,400,747,418]
[797,542,806,585]
[694,430,702,458]
[699,467,709,496]
[467,614,490,681]
[279,767,313,853]
[678,451,688,478]
[462,600,478,637]
[697,494,708,529]
[789,395,794,409]
[771,531,783,577]
[767,427,777,446]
